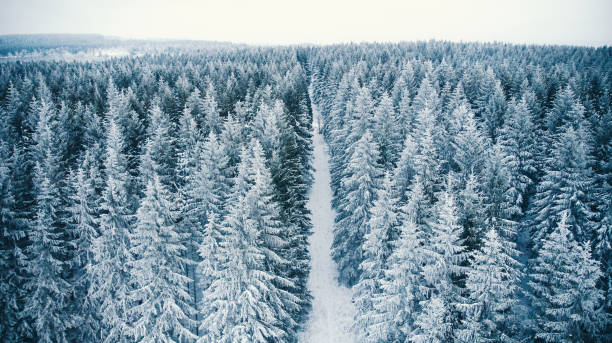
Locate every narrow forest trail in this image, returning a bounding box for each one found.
[299,92,356,343]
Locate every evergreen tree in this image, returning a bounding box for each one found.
[353,173,399,342]
[391,133,418,204]
[546,85,578,133]
[421,176,467,334]
[457,229,523,343]
[411,75,440,119]
[268,107,313,322]
[0,140,20,341]
[373,93,402,169]
[374,214,427,342]
[451,104,489,184]
[140,102,176,190]
[413,106,443,200]
[21,97,74,343]
[202,82,222,136]
[409,296,452,343]
[130,173,195,342]
[199,142,297,342]
[22,161,72,343]
[498,97,537,216]
[89,118,134,343]
[456,174,487,251]
[481,146,518,242]
[66,165,101,342]
[4,142,34,341]
[529,212,605,342]
[196,211,223,332]
[481,78,507,141]
[529,121,597,248]
[332,130,382,286]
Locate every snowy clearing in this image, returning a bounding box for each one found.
[299,95,356,343]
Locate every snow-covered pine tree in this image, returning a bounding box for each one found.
[199,141,297,343]
[457,229,523,343]
[373,213,427,342]
[89,118,135,343]
[456,174,486,252]
[373,93,402,170]
[129,171,195,342]
[412,106,443,201]
[332,130,382,286]
[391,61,416,110]
[528,118,597,248]
[481,145,519,243]
[331,85,374,210]
[219,114,245,179]
[249,140,301,331]
[353,173,399,342]
[409,296,452,343]
[529,212,605,342]
[481,78,506,141]
[268,106,313,322]
[196,210,223,333]
[66,165,101,342]
[183,131,229,294]
[391,133,418,204]
[23,161,73,343]
[451,104,490,185]
[323,72,351,141]
[21,97,74,343]
[139,102,176,191]
[411,75,440,120]
[420,175,468,335]
[3,142,33,341]
[0,140,19,341]
[497,97,537,217]
[545,85,579,134]
[202,82,223,136]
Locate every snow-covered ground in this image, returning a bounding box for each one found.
[299,97,356,343]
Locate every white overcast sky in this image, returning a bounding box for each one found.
[1,0,611,46]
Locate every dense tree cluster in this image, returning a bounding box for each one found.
[0,44,313,342]
[309,41,611,342]
[1,38,611,342]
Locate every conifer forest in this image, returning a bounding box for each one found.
[0,36,611,342]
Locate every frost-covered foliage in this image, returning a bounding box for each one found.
[310,41,611,342]
[0,42,313,342]
[0,38,611,342]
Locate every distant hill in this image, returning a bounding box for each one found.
[0,34,123,54]
[0,33,241,58]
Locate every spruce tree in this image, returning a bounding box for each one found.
[332,130,382,286]
[0,140,19,341]
[457,229,522,343]
[374,215,427,342]
[529,212,605,342]
[420,176,468,336]
[451,104,489,184]
[529,121,597,248]
[373,93,402,170]
[409,296,452,343]
[199,142,296,342]
[66,165,101,342]
[498,97,537,216]
[353,173,399,342]
[21,97,74,343]
[130,173,195,342]
[23,161,72,343]
[89,118,134,343]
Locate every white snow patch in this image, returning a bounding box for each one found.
[299,92,356,343]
